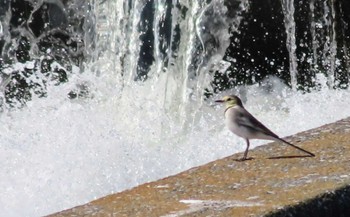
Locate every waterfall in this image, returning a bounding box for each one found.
[310,0,318,80]
[322,0,337,88]
[281,0,298,90]
[87,0,248,132]
[309,0,339,88]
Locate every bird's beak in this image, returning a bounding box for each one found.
[215,99,224,103]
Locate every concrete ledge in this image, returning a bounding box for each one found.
[48,118,350,217]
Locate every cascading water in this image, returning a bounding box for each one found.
[1,0,350,216]
[281,0,298,90]
[309,0,338,88]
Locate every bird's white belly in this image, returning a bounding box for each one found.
[224,107,274,140]
[226,119,254,139]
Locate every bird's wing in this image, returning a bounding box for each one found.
[236,109,279,138]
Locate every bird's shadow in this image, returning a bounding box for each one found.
[267,155,315,159]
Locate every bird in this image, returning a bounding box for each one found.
[215,95,315,161]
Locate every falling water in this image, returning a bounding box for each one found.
[309,0,339,88]
[281,0,298,89]
[88,0,247,131]
[322,0,337,88]
[1,1,350,216]
[310,0,318,74]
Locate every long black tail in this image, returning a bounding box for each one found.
[277,137,315,157]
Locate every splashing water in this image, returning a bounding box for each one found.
[1,1,350,217]
[2,72,350,217]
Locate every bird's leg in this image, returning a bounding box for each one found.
[239,139,250,161]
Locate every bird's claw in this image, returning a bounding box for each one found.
[236,157,254,162]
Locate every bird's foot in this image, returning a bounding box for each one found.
[235,157,254,162]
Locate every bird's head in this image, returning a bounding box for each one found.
[215,95,243,108]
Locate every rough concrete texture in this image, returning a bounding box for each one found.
[48,118,350,217]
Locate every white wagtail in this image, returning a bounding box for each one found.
[215,95,315,161]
